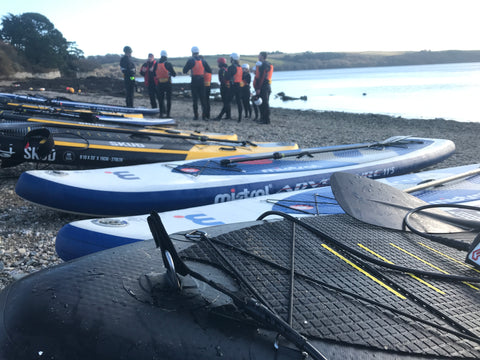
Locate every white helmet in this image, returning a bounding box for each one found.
[242,63,250,70]
[160,50,167,57]
[191,46,199,54]
[230,52,240,61]
[253,97,262,106]
[256,61,262,66]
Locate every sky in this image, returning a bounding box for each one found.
[1,0,478,58]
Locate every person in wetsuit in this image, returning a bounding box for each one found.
[214,57,231,120]
[253,51,273,124]
[120,46,136,107]
[241,63,252,119]
[155,50,177,117]
[228,52,243,122]
[139,53,158,108]
[182,46,212,120]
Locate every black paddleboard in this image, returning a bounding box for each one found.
[1,214,480,359]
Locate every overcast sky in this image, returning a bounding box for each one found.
[1,0,478,58]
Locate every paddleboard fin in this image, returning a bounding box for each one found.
[466,234,480,269]
[147,212,328,360]
[147,212,189,290]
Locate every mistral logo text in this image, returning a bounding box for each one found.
[214,185,270,203]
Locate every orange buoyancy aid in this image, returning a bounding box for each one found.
[142,60,156,86]
[233,65,243,84]
[266,64,274,83]
[155,63,170,83]
[204,72,212,86]
[192,59,205,76]
[254,63,274,89]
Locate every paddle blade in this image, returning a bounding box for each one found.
[330,172,461,233]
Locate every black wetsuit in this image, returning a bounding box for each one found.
[120,55,136,107]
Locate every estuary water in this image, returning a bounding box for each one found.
[268,62,480,123]
[173,62,480,123]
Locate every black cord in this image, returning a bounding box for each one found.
[403,203,480,251]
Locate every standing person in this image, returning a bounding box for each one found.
[155,50,177,118]
[241,63,252,119]
[182,46,212,120]
[203,70,212,119]
[120,46,136,107]
[139,53,158,108]
[253,51,273,124]
[228,52,243,122]
[214,57,231,120]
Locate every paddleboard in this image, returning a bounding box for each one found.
[0,114,236,140]
[56,163,480,260]
[0,124,296,168]
[0,105,175,126]
[2,214,480,359]
[0,97,147,119]
[15,136,455,216]
[0,92,159,115]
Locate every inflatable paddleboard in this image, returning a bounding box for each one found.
[0,98,149,119]
[0,104,175,126]
[56,163,480,260]
[0,113,236,140]
[2,213,480,359]
[1,123,292,168]
[15,136,455,216]
[0,92,159,115]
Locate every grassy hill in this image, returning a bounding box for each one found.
[87,50,480,78]
[2,42,480,79]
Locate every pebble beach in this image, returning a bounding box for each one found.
[1,88,479,290]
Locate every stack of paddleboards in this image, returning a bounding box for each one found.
[55,163,480,260]
[2,162,480,359]
[0,93,301,168]
[0,92,160,116]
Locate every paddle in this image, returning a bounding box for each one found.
[0,98,145,119]
[219,135,419,166]
[330,171,480,268]
[404,167,480,193]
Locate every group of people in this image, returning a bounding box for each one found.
[119,46,273,124]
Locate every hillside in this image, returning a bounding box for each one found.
[1,42,480,80]
[91,50,480,78]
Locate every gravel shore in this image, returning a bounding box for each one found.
[1,88,479,290]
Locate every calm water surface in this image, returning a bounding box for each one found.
[174,62,480,123]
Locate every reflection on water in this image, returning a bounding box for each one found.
[173,62,480,122]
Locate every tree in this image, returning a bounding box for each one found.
[0,12,84,73]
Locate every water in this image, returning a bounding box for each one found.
[268,63,480,123]
[174,62,480,123]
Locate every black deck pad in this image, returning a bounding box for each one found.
[2,214,480,359]
[182,214,480,358]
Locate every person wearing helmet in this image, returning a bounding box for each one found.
[155,50,177,118]
[120,46,136,107]
[241,63,252,119]
[214,57,231,120]
[253,51,273,124]
[182,46,212,120]
[139,53,158,108]
[227,52,243,122]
